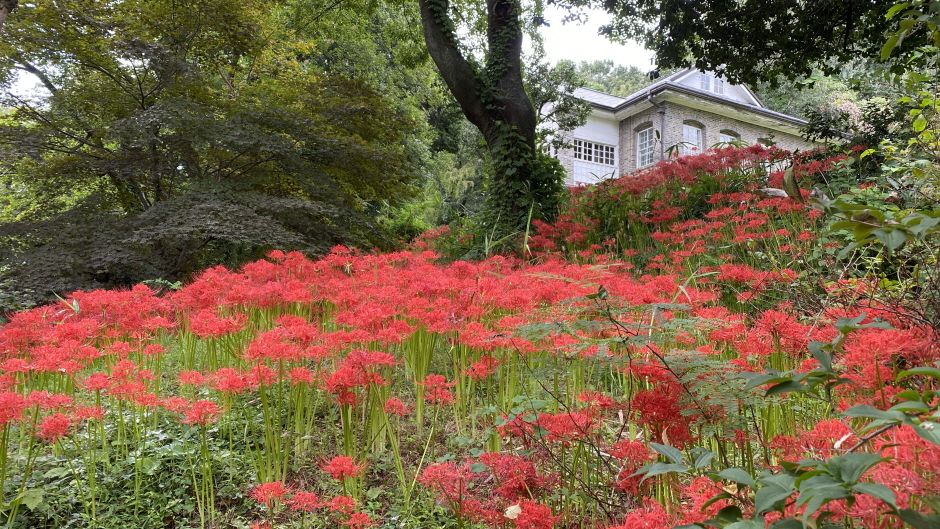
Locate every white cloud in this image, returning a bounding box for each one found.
[536,6,654,69]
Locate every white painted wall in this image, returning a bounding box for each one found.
[674,71,760,106]
[569,112,620,185]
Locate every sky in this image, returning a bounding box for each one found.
[538,5,655,69]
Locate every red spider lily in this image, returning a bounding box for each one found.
[465,355,500,380]
[287,491,321,512]
[289,367,316,385]
[512,500,558,529]
[178,370,207,386]
[244,329,304,362]
[605,498,673,529]
[188,309,246,338]
[210,367,252,394]
[478,452,551,500]
[322,455,363,480]
[182,400,221,426]
[74,406,105,421]
[250,481,288,508]
[419,461,475,504]
[0,391,26,425]
[26,391,73,410]
[37,413,73,442]
[421,374,454,405]
[678,477,730,525]
[326,495,357,514]
[342,512,375,528]
[383,397,409,417]
[535,410,596,444]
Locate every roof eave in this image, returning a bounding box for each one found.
[610,82,808,127]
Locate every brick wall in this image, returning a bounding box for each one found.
[618,107,663,175]
[659,104,813,160]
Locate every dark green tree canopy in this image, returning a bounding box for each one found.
[564,0,899,84]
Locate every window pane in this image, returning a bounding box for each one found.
[636,127,654,167]
[681,124,703,155]
[700,73,711,91]
[572,139,615,167]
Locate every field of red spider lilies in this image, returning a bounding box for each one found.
[1,146,938,529]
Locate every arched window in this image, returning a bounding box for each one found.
[681,121,704,155]
[719,129,740,144]
[636,124,656,168]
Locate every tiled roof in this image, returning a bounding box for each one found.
[617,68,692,102]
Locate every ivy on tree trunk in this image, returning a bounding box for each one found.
[0,0,17,30]
[417,0,561,238]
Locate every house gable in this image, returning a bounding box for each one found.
[670,69,763,107]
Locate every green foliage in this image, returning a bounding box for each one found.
[636,337,940,529]
[8,424,256,529]
[576,0,899,85]
[560,59,662,97]
[0,0,436,310]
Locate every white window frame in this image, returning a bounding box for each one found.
[700,73,712,92]
[636,127,656,168]
[681,123,704,155]
[572,139,616,166]
[700,73,725,95]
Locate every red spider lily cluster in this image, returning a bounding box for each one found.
[0,145,938,528]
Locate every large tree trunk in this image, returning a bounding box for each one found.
[0,1,17,31]
[417,0,559,238]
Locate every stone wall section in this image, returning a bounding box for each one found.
[659,104,812,160]
[618,107,663,175]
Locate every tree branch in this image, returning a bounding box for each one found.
[416,0,492,134]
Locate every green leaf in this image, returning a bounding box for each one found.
[843,405,903,422]
[692,448,715,469]
[885,3,910,19]
[912,423,940,447]
[835,313,867,332]
[889,400,929,413]
[766,380,808,396]
[769,519,803,529]
[913,113,928,132]
[895,390,924,401]
[43,467,71,479]
[827,453,885,484]
[881,32,900,60]
[725,521,764,529]
[717,468,756,488]
[898,366,940,381]
[808,341,833,372]
[650,442,684,464]
[756,484,793,514]
[853,482,897,509]
[638,462,689,482]
[712,505,743,524]
[700,492,733,511]
[898,508,940,529]
[20,489,44,511]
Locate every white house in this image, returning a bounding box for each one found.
[552,68,822,186]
